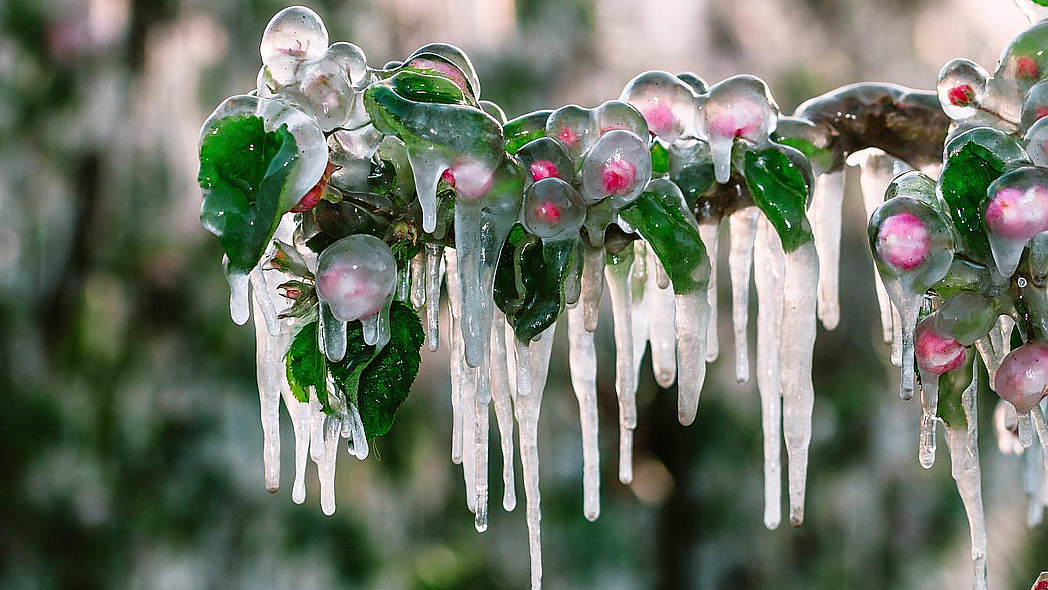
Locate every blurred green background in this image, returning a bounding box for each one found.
[1,0,1046,588]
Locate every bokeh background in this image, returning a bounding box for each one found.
[1,0,1047,588]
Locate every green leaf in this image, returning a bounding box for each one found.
[937,130,1026,264]
[198,114,298,273]
[772,134,835,173]
[336,302,425,438]
[504,110,552,154]
[493,224,579,342]
[285,302,425,438]
[285,320,329,408]
[364,72,503,158]
[618,179,710,296]
[650,141,670,176]
[742,144,814,253]
[935,350,975,429]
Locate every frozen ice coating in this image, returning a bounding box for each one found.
[546,105,597,163]
[207,8,1048,588]
[985,167,1048,277]
[315,235,397,325]
[811,171,844,330]
[701,75,778,184]
[605,249,638,484]
[937,58,989,122]
[200,94,327,214]
[619,70,699,143]
[405,43,482,98]
[754,216,785,530]
[698,222,720,362]
[260,6,330,86]
[995,342,1048,414]
[522,178,586,239]
[567,303,601,520]
[517,137,573,182]
[728,207,759,383]
[580,130,653,207]
[594,100,650,139]
[869,196,955,400]
[1024,116,1048,167]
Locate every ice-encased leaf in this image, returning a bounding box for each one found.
[505,110,552,154]
[618,179,710,295]
[937,127,1029,264]
[286,320,330,407]
[493,224,580,342]
[199,114,298,273]
[741,144,815,253]
[331,301,425,438]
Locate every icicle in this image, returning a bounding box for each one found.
[224,256,251,326]
[918,367,939,469]
[654,255,670,289]
[396,264,410,302]
[811,170,845,330]
[309,390,343,516]
[474,394,490,531]
[410,250,426,310]
[631,241,651,384]
[360,296,392,351]
[1019,410,1036,449]
[425,243,445,352]
[581,242,605,332]
[890,304,903,368]
[513,326,556,590]
[280,373,312,504]
[674,287,711,426]
[461,362,478,513]
[698,222,720,362]
[490,309,517,511]
[405,149,446,234]
[514,338,532,397]
[344,401,369,460]
[605,248,637,484]
[252,294,285,493]
[446,250,465,465]
[319,302,347,362]
[754,217,784,530]
[728,207,759,383]
[1032,405,1048,475]
[944,370,988,590]
[854,149,909,345]
[648,249,677,388]
[249,266,281,336]
[781,240,819,526]
[974,336,1000,387]
[567,302,600,520]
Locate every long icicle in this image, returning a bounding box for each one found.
[648,249,677,388]
[698,221,721,362]
[811,170,845,331]
[446,250,465,466]
[567,302,600,520]
[754,216,785,530]
[918,366,939,469]
[252,290,285,494]
[490,310,517,511]
[605,247,637,484]
[781,239,819,526]
[945,368,988,590]
[514,325,556,590]
[425,243,444,352]
[728,207,759,384]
